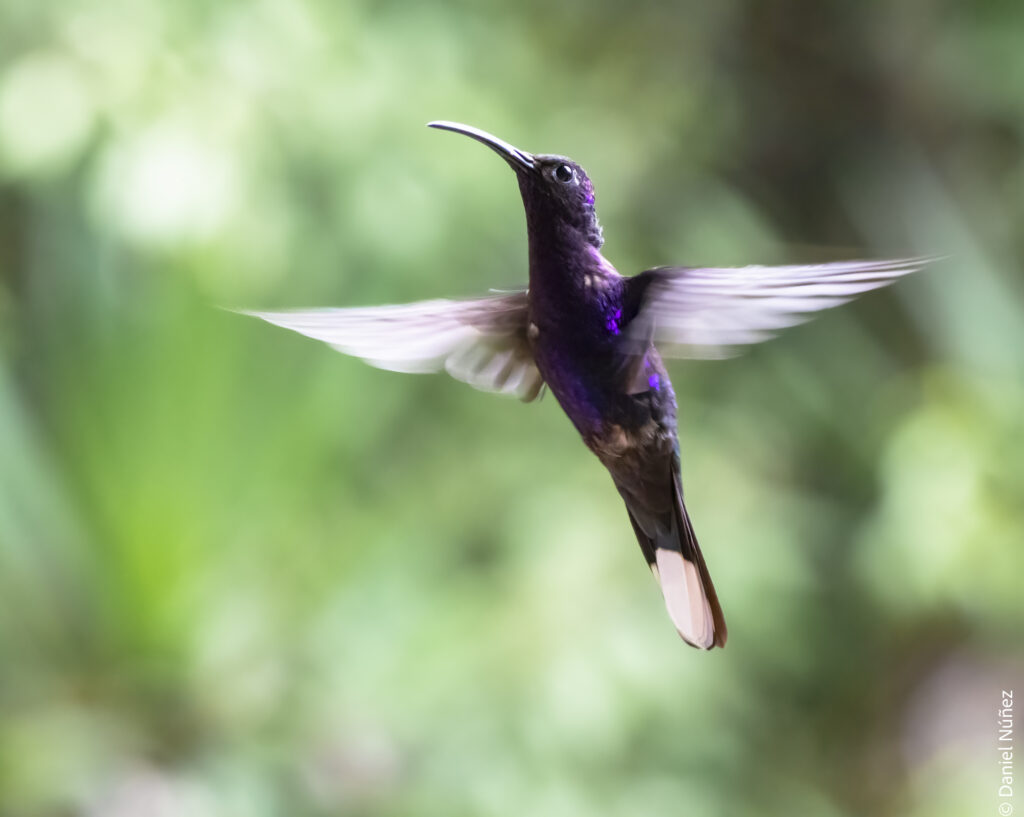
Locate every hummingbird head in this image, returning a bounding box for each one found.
[428,121,603,249]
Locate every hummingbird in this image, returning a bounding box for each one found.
[247,121,929,649]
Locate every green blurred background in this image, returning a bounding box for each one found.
[1,1,1022,815]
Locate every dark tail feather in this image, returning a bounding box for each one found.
[624,472,727,649]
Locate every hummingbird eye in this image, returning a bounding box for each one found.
[553,163,575,183]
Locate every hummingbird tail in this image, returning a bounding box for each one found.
[624,471,727,649]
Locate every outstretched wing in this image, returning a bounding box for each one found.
[245,291,543,401]
[626,257,931,359]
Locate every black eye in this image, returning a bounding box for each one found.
[553,164,574,183]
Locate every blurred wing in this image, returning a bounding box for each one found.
[246,291,544,401]
[627,257,931,359]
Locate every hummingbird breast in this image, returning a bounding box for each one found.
[527,264,677,448]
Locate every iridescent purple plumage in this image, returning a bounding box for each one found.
[246,121,932,650]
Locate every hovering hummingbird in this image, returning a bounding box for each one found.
[247,121,929,649]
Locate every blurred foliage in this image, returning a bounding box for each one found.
[1,1,1023,815]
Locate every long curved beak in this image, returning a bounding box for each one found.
[427,121,536,172]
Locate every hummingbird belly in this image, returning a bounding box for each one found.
[532,324,676,449]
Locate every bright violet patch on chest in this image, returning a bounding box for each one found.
[623,353,666,395]
[605,307,622,335]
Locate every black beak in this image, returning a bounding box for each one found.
[427,121,536,173]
